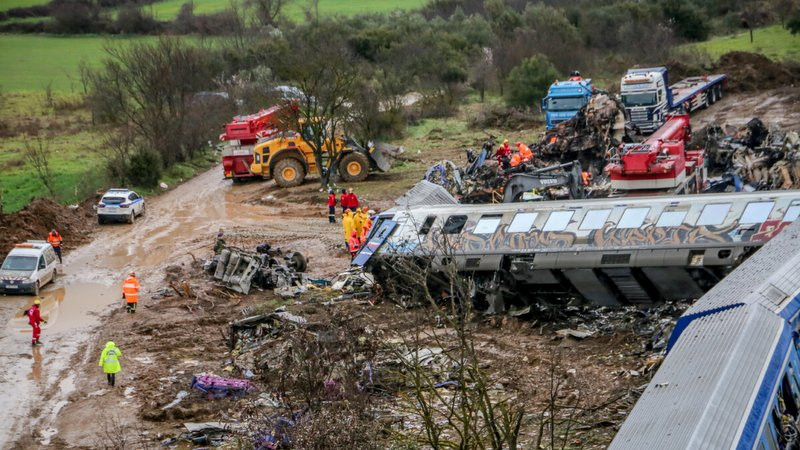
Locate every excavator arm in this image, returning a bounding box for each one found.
[503,161,585,202]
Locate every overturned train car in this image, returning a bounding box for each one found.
[361,190,800,310]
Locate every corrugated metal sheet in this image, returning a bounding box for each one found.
[394,180,458,207]
[611,306,784,449]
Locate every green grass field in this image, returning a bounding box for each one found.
[0,91,218,212]
[0,34,160,92]
[689,24,800,61]
[0,0,48,12]
[145,0,427,21]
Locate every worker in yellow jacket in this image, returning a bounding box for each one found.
[99,341,122,387]
[354,207,367,237]
[342,209,355,250]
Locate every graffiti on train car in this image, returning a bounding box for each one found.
[591,222,736,247]
[744,220,793,242]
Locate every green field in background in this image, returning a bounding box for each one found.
[0,0,48,11]
[689,24,800,61]
[145,0,427,21]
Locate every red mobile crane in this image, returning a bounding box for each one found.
[604,113,705,194]
[220,106,284,181]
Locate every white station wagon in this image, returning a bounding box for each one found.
[97,189,145,224]
[0,241,59,295]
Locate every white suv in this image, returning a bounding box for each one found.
[97,189,145,224]
[0,241,59,295]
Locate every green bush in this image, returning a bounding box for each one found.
[504,55,559,108]
[126,150,162,188]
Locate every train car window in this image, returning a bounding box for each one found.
[785,205,800,222]
[508,213,538,233]
[543,211,574,231]
[617,207,650,229]
[579,209,611,230]
[656,210,687,227]
[697,203,731,226]
[442,215,468,234]
[473,215,502,234]
[741,201,775,224]
[419,216,436,235]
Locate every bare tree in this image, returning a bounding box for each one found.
[303,0,319,23]
[469,47,495,103]
[246,0,290,27]
[83,37,220,166]
[23,134,57,199]
[276,28,362,188]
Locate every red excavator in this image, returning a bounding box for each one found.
[220,106,284,181]
[604,113,705,194]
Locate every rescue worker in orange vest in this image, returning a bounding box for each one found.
[348,230,361,260]
[122,271,140,314]
[516,142,533,162]
[582,171,592,186]
[47,229,63,263]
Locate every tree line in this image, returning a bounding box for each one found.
[78,0,799,187]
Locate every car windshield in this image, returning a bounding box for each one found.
[547,97,585,111]
[622,92,657,107]
[102,196,126,205]
[1,255,37,271]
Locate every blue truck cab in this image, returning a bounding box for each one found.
[541,79,593,130]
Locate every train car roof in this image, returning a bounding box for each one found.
[391,189,800,215]
[611,218,800,449]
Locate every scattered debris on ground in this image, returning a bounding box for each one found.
[204,244,308,296]
[423,94,626,203]
[700,118,800,190]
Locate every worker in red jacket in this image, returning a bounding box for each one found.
[327,189,337,223]
[496,139,511,166]
[27,298,46,345]
[348,188,359,210]
[340,188,349,214]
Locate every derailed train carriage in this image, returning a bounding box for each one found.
[360,190,800,310]
[610,215,800,449]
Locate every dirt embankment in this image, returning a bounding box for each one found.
[715,51,800,93]
[0,198,95,258]
[669,51,800,94]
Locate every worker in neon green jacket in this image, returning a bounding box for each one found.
[99,341,122,387]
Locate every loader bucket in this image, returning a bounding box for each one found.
[369,142,405,172]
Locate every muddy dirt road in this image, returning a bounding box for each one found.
[0,166,347,447]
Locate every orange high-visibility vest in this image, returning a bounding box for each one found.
[348,236,361,254]
[123,276,140,303]
[47,232,62,247]
[517,143,533,162]
[582,171,590,185]
[510,153,523,167]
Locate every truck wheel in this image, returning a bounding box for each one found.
[339,152,370,182]
[273,158,306,188]
[716,85,723,100]
[708,88,716,105]
[98,216,105,225]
